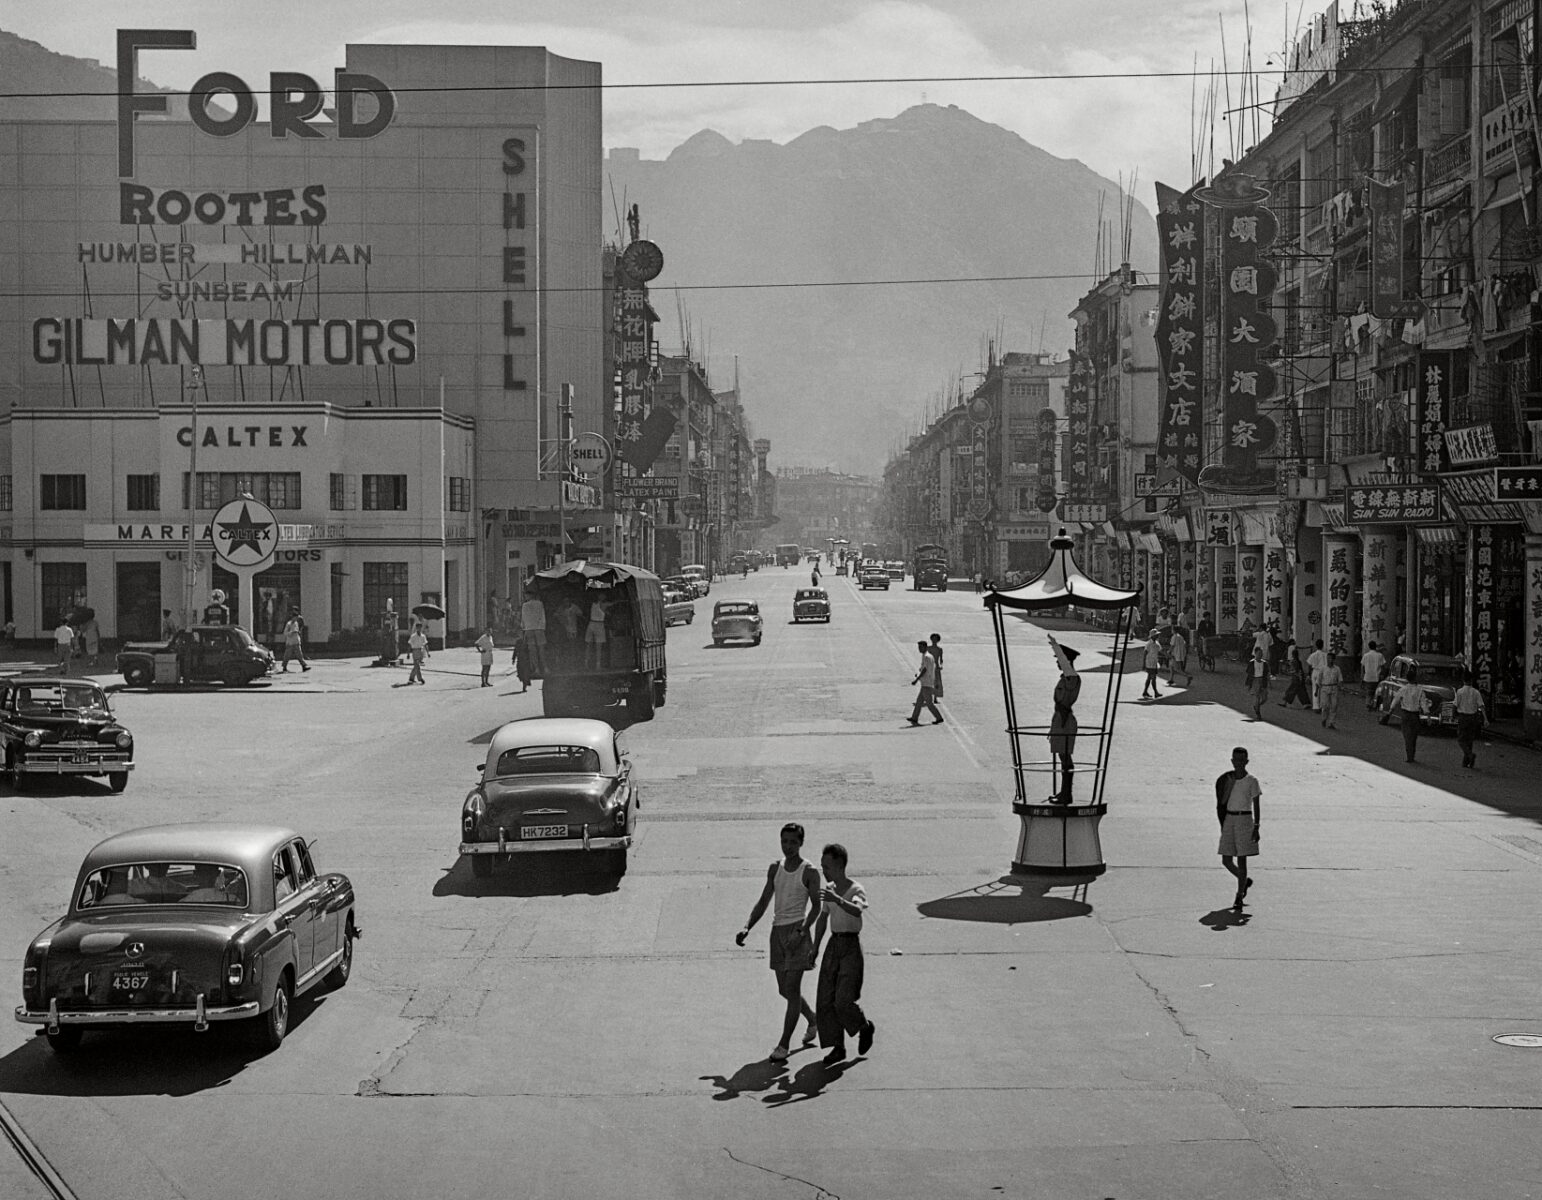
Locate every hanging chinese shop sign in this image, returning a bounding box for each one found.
[1416,350,1454,474]
[1368,179,1420,319]
[1496,466,1542,499]
[1346,483,1442,524]
[1036,407,1058,512]
[1155,181,1206,487]
[1197,173,1279,494]
[968,423,991,521]
[1064,353,1092,502]
[1471,524,1497,695]
[614,266,654,467]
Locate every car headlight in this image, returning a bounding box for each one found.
[115,732,133,749]
[23,731,41,748]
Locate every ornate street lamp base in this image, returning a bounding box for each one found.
[1010,801,1107,877]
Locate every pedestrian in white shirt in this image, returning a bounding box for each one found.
[406,623,428,685]
[1453,672,1486,769]
[1215,746,1262,909]
[474,627,496,687]
[1318,653,1344,729]
[1306,639,1329,711]
[809,842,876,1065]
[1391,668,1424,762]
[1360,641,1386,711]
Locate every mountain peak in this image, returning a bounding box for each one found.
[667,129,735,161]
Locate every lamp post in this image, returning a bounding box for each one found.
[183,364,203,627]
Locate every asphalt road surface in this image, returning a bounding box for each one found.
[1,568,1540,1200]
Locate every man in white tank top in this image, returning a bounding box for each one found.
[737,822,822,1062]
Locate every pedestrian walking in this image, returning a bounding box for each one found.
[160,609,178,639]
[1278,642,1311,708]
[736,823,821,1062]
[1318,652,1343,728]
[1168,627,1190,686]
[1389,666,1424,762]
[1306,639,1328,711]
[928,633,944,700]
[811,564,821,588]
[1047,636,1080,805]
[80,614,100,667]
[1215,746,1261,909]
[1360,641,1386,711]
[406,622,428,685]
[1197,610,1216,671]
[53,617,75,673]
[1454,670,1486,768]
[907,641,943,725]
[281,609,310,672]
[810,842,875,1066]
[973,571,983,594]
[520,593,547,677]
[1246,647,1271,718]
[474,627,496,687]
[1141,633,1163,699]
[1251,624,1272,664]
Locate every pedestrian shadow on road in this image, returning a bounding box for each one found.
[1199,906,1252,931]
[700,1057,788,1101]
[761,1056,856,1107]
[916,874,1093,924]
[433,854,621,898]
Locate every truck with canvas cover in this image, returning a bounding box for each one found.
[525,561,668,721]
[913,544,949,591]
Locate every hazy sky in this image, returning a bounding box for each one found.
[12,0,1308,199]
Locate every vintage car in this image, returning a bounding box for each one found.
[0,674,134,793]
[662,587,696,627]
[859,567,891,591]
[712,600,763,646]
[460,717,637,877]
[885,560,906,581]
[117,624,275,688]
[728,554,749,575]
[793,588,832,623]
[15,823,358,1054]
[681,565,711,597]
[1374,652,1467,729]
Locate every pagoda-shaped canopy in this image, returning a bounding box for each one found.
[985,530,1141,612]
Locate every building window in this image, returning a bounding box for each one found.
[182,472,301,510]
[363,475,408,511]
[329,473,358,511]
[126,474,160,511]
[0,476,11,512]
[41,563,87,625]
[363,562,408,624]
[40,475,86,510]
[448,477,471,512]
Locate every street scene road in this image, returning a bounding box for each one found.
[2,567,1540,1200]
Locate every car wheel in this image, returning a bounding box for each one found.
[45,1026,83,1054]
[324,919,355,989]
[124,664,150,688]
[251,972,292,1053]
[107,772,129,793]
[608,847,628,876]
[752,635,762,645]
[470,854,494,880]
[713,638,723,646]
[627,681,655,720]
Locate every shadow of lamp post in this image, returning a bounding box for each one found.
[984,528,1142,877]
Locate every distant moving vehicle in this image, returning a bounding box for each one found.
[712,600,763,646]
[775,543,801,567]
[884,560,905,581]
[662,587,696,627]
[117,625,274,688]
[1374,653,1466,729]
[15,822,358,1054]
[1,674,135,793]
[680,564,711,597]
[859,567,891,591]
[913,543,949,591]
[793,588,831,623]
[861,542,880,562]
[525,560,667,721]
[745,551,763,570]
[459,717,637,878]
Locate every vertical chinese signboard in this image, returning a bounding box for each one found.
[1472,525,1496,695]
[1064,354,1092,502]
[1325,537,1357,655]
[1368,180,1418,319]
[614,269,653,468]
[1416,350,1453,475]
[1155,182,1206,486]
[1036,407,1058,511]
[1237,546,1262,628]
[1218,555,1238,628]
[1263,547,1286,628]
[1200,173,1279,489]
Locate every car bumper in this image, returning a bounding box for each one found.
[16,995,258,1028]
[17,760,133,775]
[460,833,633,855]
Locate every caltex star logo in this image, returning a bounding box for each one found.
[217,504,271,552]
[211,498,278,569]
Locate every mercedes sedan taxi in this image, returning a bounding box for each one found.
[460,717,638,877]
[793,588,831,623]
[712,600,763,646]
[15,823,358,1054]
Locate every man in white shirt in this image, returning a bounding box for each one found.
[907,641,943,725]
[1453,671,1486,769]
[406,624,428,685]
[808,842,875,1065]
[1318,653,1345,729]
[1390,668,1425,762]
[519,595,547,677]
[1215,746,1262,909]
[1360,641,1386,711]
[53,619,75,672]
[1306,639,1329,711]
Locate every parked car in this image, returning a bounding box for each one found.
[662,587,696,627]
[793,588,831,623]
[15,823,358,1054]
[1374,653,1466,729]
[117,625,274,688]
[0,674,134,793]
[459,717,637,877]
[681,565,711,597]
[728,554,749,575]
[712,600,763,645]
[859,567,891,590]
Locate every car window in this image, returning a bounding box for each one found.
[77,862,250,909]
[292,840,316,885]
[493,744,603,776]
[1420,665,1465,689]
[273,847,298,902]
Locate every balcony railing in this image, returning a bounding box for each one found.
[1424,132,1472,188]
[1481,96,1535,177]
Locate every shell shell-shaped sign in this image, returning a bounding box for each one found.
[211,498,279,571]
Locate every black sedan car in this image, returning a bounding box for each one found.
[15,823,358,1053]
[1374,653,1467,729]
[0,674,134,792]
